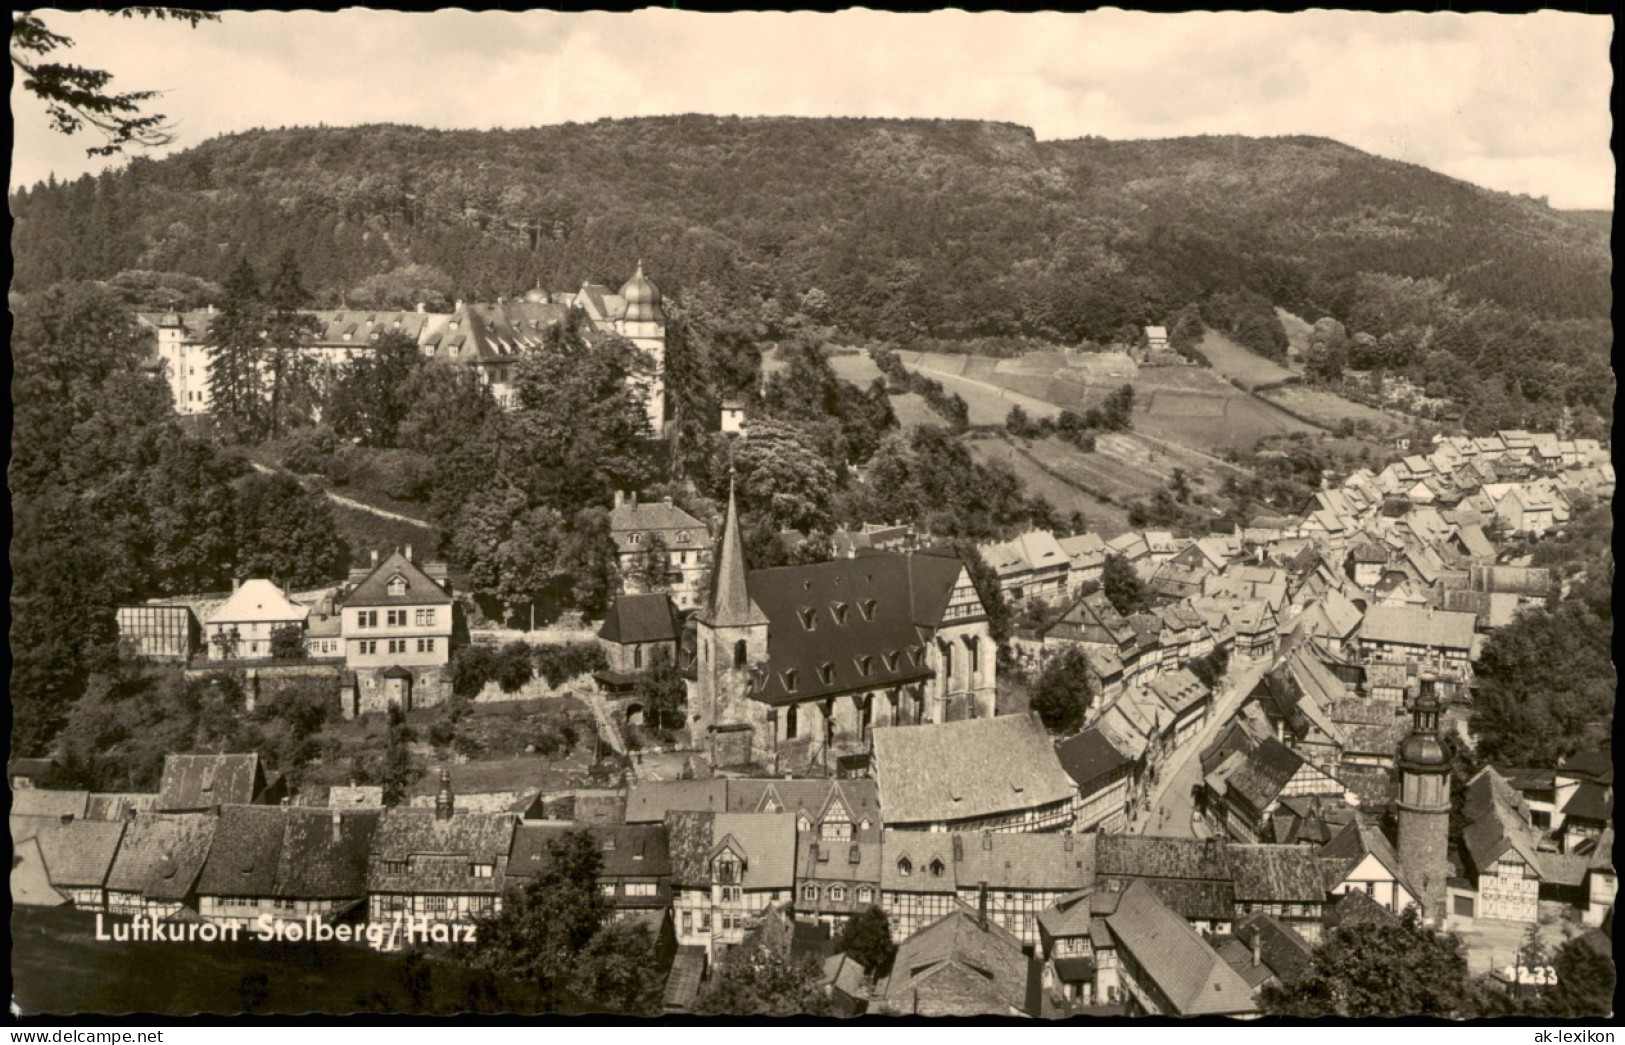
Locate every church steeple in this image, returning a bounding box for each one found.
[705,477,767,628]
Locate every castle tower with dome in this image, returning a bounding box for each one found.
[615,263,667,433]
[1396,678,1452,921]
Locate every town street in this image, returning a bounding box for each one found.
[1138,653,1273,838]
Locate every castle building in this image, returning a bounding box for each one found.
[1395,680,1451,921]
[140,265,667,433]
[688,484,996,771]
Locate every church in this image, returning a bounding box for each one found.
[688,484,998,772]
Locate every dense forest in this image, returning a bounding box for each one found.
[10,117,1613,434]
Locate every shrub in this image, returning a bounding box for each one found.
[451,644,500,698]
[378,450,435,502]
[495,642,535,693]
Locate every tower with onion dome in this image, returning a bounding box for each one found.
[1396,677,1452,921]
[615,262,667,433]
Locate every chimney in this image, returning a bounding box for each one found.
[232,577,242,592]
[371,549,379,568]
[663,496,673,508]
[1251,928,1262,968]
[207,303,216,315]
[280,797,290,808]
[416,301,426,314]
[977,881,989,931]
[629,491,638,506]
[455,299,465,312]
[435,768,454,821]
[404,544,413,562]
[332,811,343,843]
[809,842,819,864]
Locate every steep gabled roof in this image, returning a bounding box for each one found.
[105,814,218,900]
[598,593,682,645]
[1105,880,1257,1015]
[882,905,1038,1016]
[1461,768,1543,878]
[871,714,1074,826]
[343,550,453,608]
[207,580,309,625]
[1056,727,1133,791]
[158,753,264,811]
[11,816,127,888]
[196,805,286,897]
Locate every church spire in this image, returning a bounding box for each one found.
[707,475,767,628]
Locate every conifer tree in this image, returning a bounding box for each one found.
[207,256,267,441]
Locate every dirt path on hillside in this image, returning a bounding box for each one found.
[248,462,435,529]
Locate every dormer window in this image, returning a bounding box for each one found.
[677,531,690,543]
[859,599,877,621]
[629,532,642,545]
[783,670,798,694]
[829,885,847,902]
[603,838,616,852]
[387,576,408,597]
[897,857,912,877]
[818,663,835,685]
[831,602,849,625]
[883,652,900,672]
[472,863,493,879]
[798,608,818,631]
[929,858,945,878]
[856,655,873,677]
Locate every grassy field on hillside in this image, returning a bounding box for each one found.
[1261,384,1398,431]
[1195,329,1298,390]
[967,435,1134,536]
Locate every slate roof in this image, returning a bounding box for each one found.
[1359,605,1476,650]
[506,823,671,883]
[11,816,127,888]
[343,549,453,609]
[799,835,883,885]
[1563,781,1613,823]
[625,780,728,823]
[278,808,382,899]
[105,814,218,900]
[1461,768,1543,878]
[743,554,945,706]
[881,831,957,893]
[1149,668,1208,719]
[1098,835,1230,882]
[882,905,1038,1016]
[196,805,287,897]
[871,714,1075,826]
[1223,738,1310,813]
[208,580,309,626]
[1234,913,1316,985]
[367,809,514,895]
[952,831,1095,892]
[1227,845,1331,903]
[1558,748,1614,786]
[158,753,264,811]
[727,778,882,834]
[711,813,798,890]
[1214,937,1277,990]
[663,947,707,1012]
[659,811,795,890]
[1104,880,1257,1015]
[86,793,159,820]
[598,593,682,645]
[609,500,708,553]
[1057,533,1107,569]
[1037,889,1094,941]
[11,789,90,819]
[1056,727,1133,791]
[1322,886,1401,930]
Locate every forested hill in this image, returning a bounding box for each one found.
[11,117,1612,423]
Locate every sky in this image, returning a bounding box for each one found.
[9,9,1615,209]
